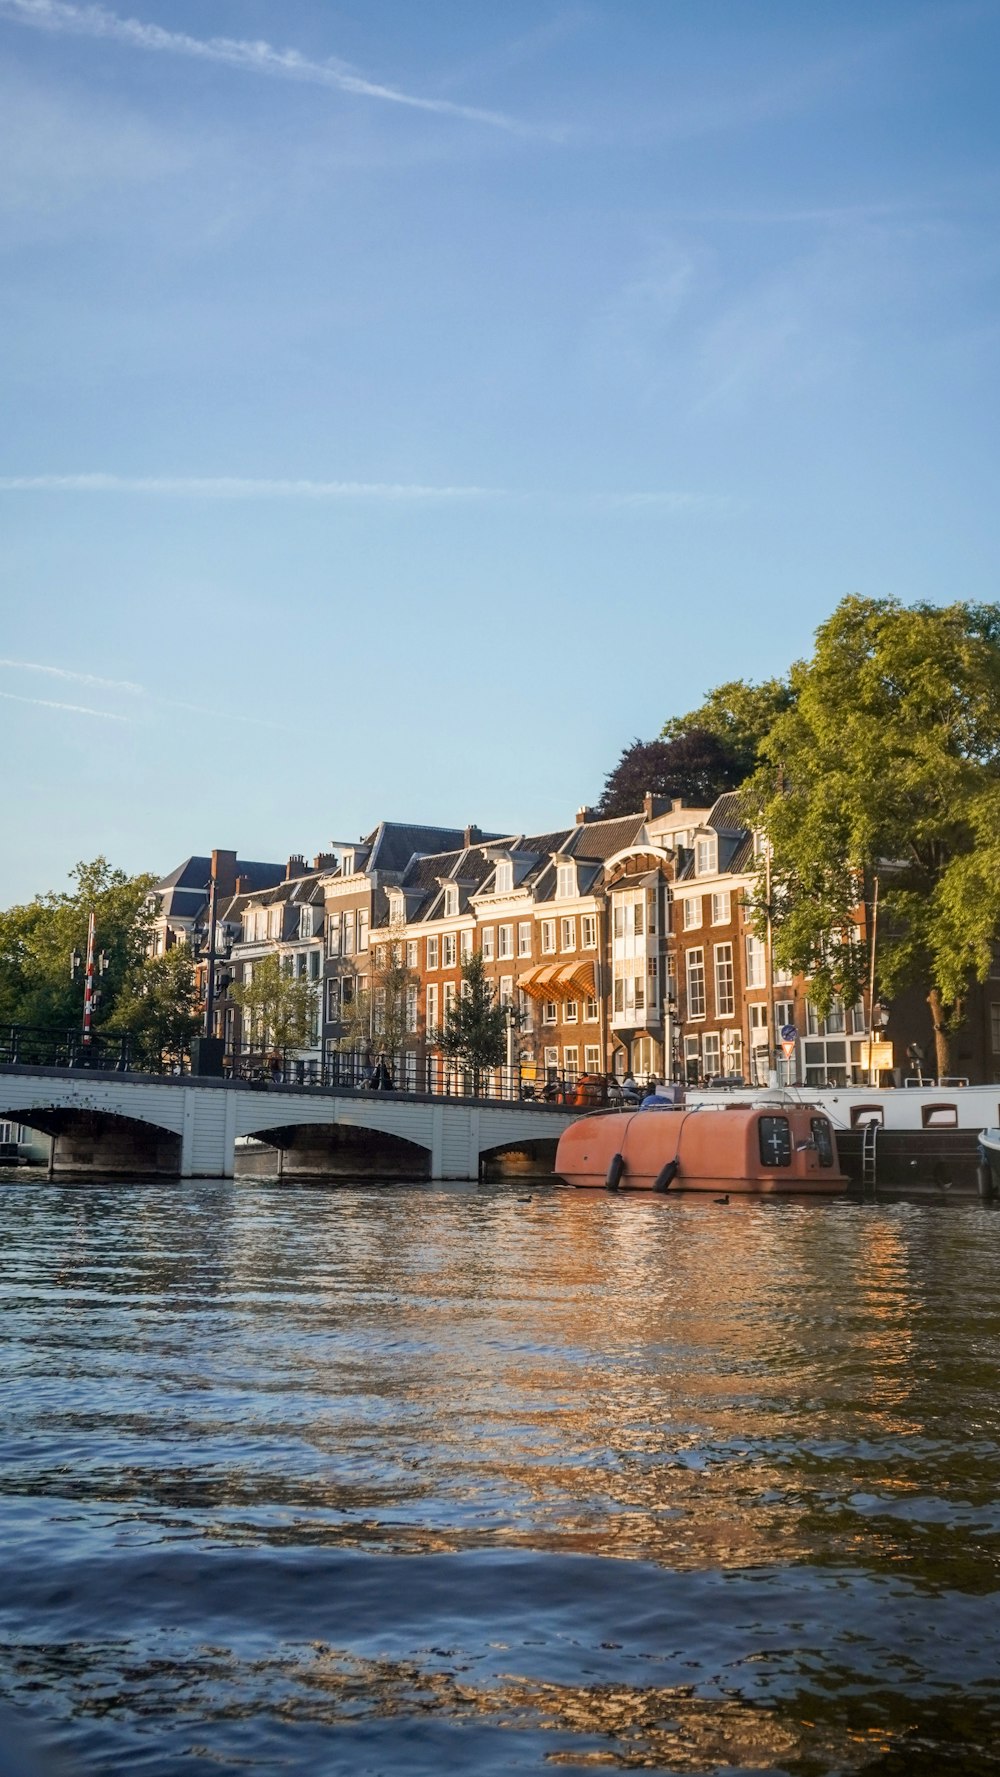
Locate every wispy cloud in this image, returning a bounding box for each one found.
[0,473,504,501]
[0,0,536,134]
[0,688,129,721]
[0,655,142,692]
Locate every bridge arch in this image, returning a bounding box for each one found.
[3,1104,183,1176]
[237,1116,432,1180]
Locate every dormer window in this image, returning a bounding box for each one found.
[443,884,459,917]
[695,836,717,876]
[298,905,314,939]
[556,862,576,899]
[494,861,513,895]
[389,892,404,924]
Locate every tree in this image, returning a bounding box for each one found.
[104,947,201,1069]
[750,596,1000,1076]
[662,677,793,781]
[596,730,739,817]
[0,858,156,1030]
[435,949,506,1093]
[228,953,319,1053]
[337,923,416,1060]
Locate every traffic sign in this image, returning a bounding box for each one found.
[780,1023,797,1042]
[780,1038,796,1059]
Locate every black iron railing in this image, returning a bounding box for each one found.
[0,1028,639,1109]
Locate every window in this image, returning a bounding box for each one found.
[540,919,556,955]
[343,911,355,955]
[444,981,457,1015]
[684,1035,701,1083]
[686,948,706,1019]
[565,999,578,1023]
[646,888,658,935]
[460,929,474,959]
[499,975,514,1006]
[584,996,599,1022]
[498,924,513,960]
[327,978,340,1020]
[357,909,369,952]
[426,935,439,970]
[375,944,387,970]
[683,898,702,931]
[556,863,576,899]
[714,944,735,1017]
[722,1029,743,1075]
[633,898,644,938]
[585,1045,601,1073]
[443,884,459,918]
[518,988,533,1031]
[310,951,320,980]
[268,907,281,939]
[563,1046,579,1077]
[518,921,532,957]
[774,1000,794,1035]
[442,933,456,968]
[543,1046,559,1075]
[561,917,576,952]
[745,935,766,988]
[543,1000,558,1024]
[702,1032,721,1077]
[406,984,418,1032]
[494,861,513,894]
[695,835,717,876]
[341,976,354,1007]
[581,914,597,949]
[406,940,418,968]
[425,983,438,1034]
[711,891,731,925]
[481,927,495,961]
[613,978,625,1013]
[759,1116,792,1167]
[613,903,624,938]
[811,1118,834,1167]
[299,906,314,939]
[328,913,341,957]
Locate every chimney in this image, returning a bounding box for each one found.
[235,875,250,896]
[211,849,237,896]
[672,798,684,813]
[576,805,595,824]
[313,852,337,871]
[286,854,306,881]
[464,824,482,848]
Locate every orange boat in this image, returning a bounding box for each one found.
[555,1102,849,1194]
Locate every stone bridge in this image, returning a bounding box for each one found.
[0,1065,576,1181]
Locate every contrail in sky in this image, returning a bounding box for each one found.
[0,474,504,500]
[0,0,534,133]
[0,656,142,693]
[0,689,130,721]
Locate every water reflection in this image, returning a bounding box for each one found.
[2,1178,1000,1773]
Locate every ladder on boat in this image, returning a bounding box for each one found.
[861,1118,879,1188]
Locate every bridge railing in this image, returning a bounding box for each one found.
[0,1027,630,1109]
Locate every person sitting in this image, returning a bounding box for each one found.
[620,1070,642,1104]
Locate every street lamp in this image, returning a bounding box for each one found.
[69,915,108,1043]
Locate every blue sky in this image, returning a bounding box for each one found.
[1,0,998,903]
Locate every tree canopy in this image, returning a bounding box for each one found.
[750,596,1000,1074]
[0,858,156,1030]
[596,730,739,817]
[228,953,318,1053]
[104,946,202,1068]
[436,950,506,1089]
[662,677,793,781]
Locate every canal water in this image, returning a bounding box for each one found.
[2,1176,1000,1776]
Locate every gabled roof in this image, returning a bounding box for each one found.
[367,821,506,875]
[151,854,283,919]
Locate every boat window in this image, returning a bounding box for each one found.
[850,1105,885,1129]
[921,1104,957,1129]
[810,1118,835,1167]
[758,1116,792,1167]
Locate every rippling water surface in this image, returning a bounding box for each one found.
[3,1175,1000,1775]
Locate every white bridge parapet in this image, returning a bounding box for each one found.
[0,1067,575,1179]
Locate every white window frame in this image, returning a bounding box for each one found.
[714,943,735,1018]
[442,933,456,968]
[494,861,513,894]
[556,863,576,899]
[683,897,703,931]
[426,934,439,970]
[560,916,576,952]
[540,919,556,955]
[710,890,731,926]
[581,914,597,949]
[518,921,532,957]
[695,835,718,876]
[498,924,513,960]
[481,927,495,961]
[686,947,706,1020]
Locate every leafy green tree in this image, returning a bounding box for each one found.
[104,946,201,1068]
[751,596,1000,1076]
[0,858,156,1029]
[337,922,415,1059]
[436,949,506,1093]
[228,952,318,1053]
[662,677,793,781]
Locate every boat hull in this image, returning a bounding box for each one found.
[556,1105,849,1195]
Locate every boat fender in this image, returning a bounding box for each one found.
[652,1159,679,1193]
[605,1152,624,1191]
[977,1142,995,1201]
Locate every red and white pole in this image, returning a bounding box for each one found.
[82,909,96,1044]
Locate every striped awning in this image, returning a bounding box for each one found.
[518,959,598,1002]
